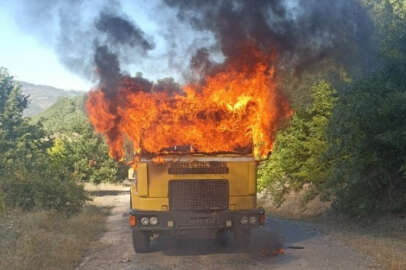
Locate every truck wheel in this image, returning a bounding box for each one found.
[215,229,228,246]
[132,230,151,253]
[234,228,251,248]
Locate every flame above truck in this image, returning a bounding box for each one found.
[86,42,292,164]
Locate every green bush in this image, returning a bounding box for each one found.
[326,61,406,216]
[34,95,128,184]
[258,81,336,205]
[48,117,127,184]
[1,173,88,215]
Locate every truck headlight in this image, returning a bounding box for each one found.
[240,216,248,224]
[141,217,149,225]
[149,216,158,225]
[249,216,257,224]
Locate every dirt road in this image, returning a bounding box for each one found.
[78,188,379,270]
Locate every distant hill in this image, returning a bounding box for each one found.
[32,95,89,133]
[18,81,83,117]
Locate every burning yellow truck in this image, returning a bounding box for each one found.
[128,154,265,252]
[85,43,291,253]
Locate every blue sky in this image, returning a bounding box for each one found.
[0,3,92,91]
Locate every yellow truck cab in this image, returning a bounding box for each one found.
[128,154,265,252]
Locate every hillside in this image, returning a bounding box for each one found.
[19,81,83,116]
[32,94,88,133]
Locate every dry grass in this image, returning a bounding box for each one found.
[260,190,406,269]
[310,214,406,270]
[0,205,109,270]
[258,189,331,218]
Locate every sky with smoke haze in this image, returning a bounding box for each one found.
[0,5,91,90]
[0,0,204,90]
[0,0,373,91]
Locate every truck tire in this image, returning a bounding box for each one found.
[132,230,151,253]
[234,228,251,248]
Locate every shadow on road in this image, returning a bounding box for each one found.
[140,217,318,257]
[157,229,284,256]
[134,228,277,257]
[128,227,301,267]
[131,216,320,267]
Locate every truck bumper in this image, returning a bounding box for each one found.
[129,208,265,236]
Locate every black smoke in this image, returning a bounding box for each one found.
[164,0,375,76]
[95,12,154,51]
[11,0,375,94]
[92,10,155,94]
[93,45,121,97]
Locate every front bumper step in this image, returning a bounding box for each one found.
[129,208,265,232]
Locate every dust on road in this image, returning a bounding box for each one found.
[78,186,379,270]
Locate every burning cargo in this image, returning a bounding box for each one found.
[86,43,292,162]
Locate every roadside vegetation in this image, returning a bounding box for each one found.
[0,67,125,268]
[257,2,406,268]
[258,0,406,218]
[0,206,108,270]
[33,95,128,184]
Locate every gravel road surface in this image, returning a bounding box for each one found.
[78,189,379,270]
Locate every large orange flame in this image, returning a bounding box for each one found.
[86,43,292,163]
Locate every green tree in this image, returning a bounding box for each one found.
[363,0,406,61]
[34,95,127,184]
[48,117,127,184]
[32,95,88,133]
[319,0,406,216]
[0,67,50,174]
[0,68,88,214]
[258,81,336,205]
[326,60,406,216]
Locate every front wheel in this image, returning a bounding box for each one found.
[132,230,151,253]
[233,228,251,248]
[215,229,228,246]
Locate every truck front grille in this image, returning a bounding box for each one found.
[168,162,229,174]
[169,180,229,211]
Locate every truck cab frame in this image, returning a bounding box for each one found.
[128,155,265,252]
